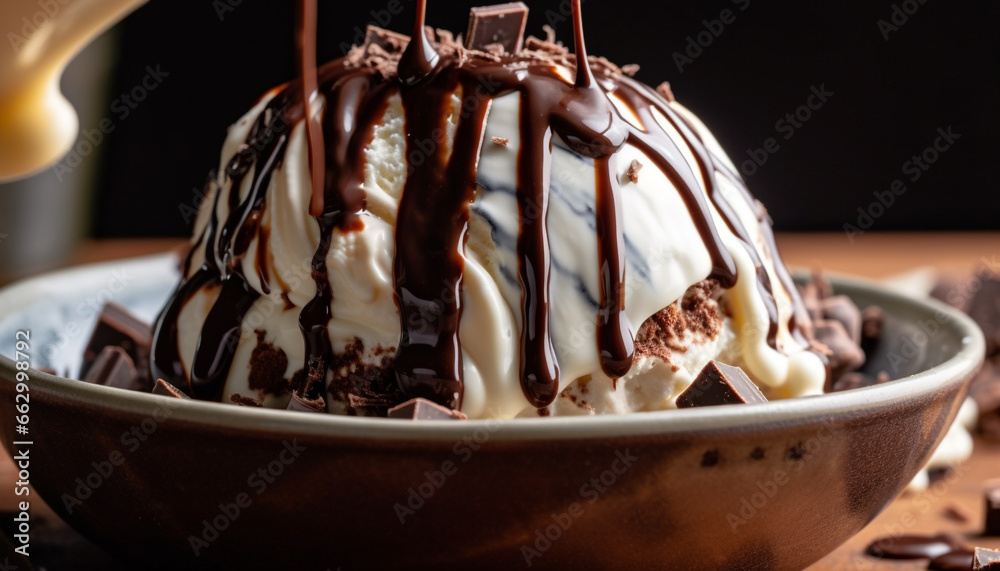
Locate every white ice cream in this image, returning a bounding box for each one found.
[178,69,826,419]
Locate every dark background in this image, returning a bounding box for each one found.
[89,0,998,237]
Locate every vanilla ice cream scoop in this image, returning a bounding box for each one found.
[151,1,827,419]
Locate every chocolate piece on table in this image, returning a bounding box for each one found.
[491,136,510,146]
[967,273,1000,355]
[975,548,1000,570]
[676,361,767,408]
[986,482,1000,536]
[387,397,468,420]
[813,319,866,383]
[942,503,972,523]
[80,302,152,388]
[152,378,190,399]
[821,295,862,344]
[83,346,141,391]
[929,549,974,571]
[465,2,529,54]
[865,534,966,560]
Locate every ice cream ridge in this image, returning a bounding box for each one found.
[151,0,832,420]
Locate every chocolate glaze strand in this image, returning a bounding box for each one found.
[394,68,491,409]
[296,0,326,217]
[398,0,439,86]
[297,70,389,407]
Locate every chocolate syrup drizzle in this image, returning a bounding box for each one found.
[151,0,811,411]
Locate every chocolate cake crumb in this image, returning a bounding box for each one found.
[635,280,723,363]
[491,136,510,146]
[625,159,643,183]
[656,81,676,102]
[326,337,406,417]
[229,394,264,407]
[248,330,290,396]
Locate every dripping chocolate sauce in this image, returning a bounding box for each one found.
[150,0,812,411]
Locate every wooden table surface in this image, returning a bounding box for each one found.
[3,233,1000,569]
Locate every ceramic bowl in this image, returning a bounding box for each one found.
[0,255,984,570]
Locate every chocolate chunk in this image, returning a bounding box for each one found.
[465,2,529,54]
[929,549,974,571]
[83,346,141,391]
[861,305,885,357]
[865,534,966,560]
[152,378,190,399]
[813,319,866,384]
[976,548,1000,570]
[625,159,643,184]
[491,136,510,146]
[229,394,263,407]
[822,295,862,344]
[387,397,468,420]
[287,392,327,413]
[967,274,1000,355]
[80,302,152,389]
[676,361,767,408]
[362,25,410,56]
[986,482,1000,536]
[975,547,1000,569]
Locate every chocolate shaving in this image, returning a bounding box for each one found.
[656,81,676,102]
[625,159,643,184]
[465,2,529,54]
[621,64,640,76]
[491,136,510,146]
